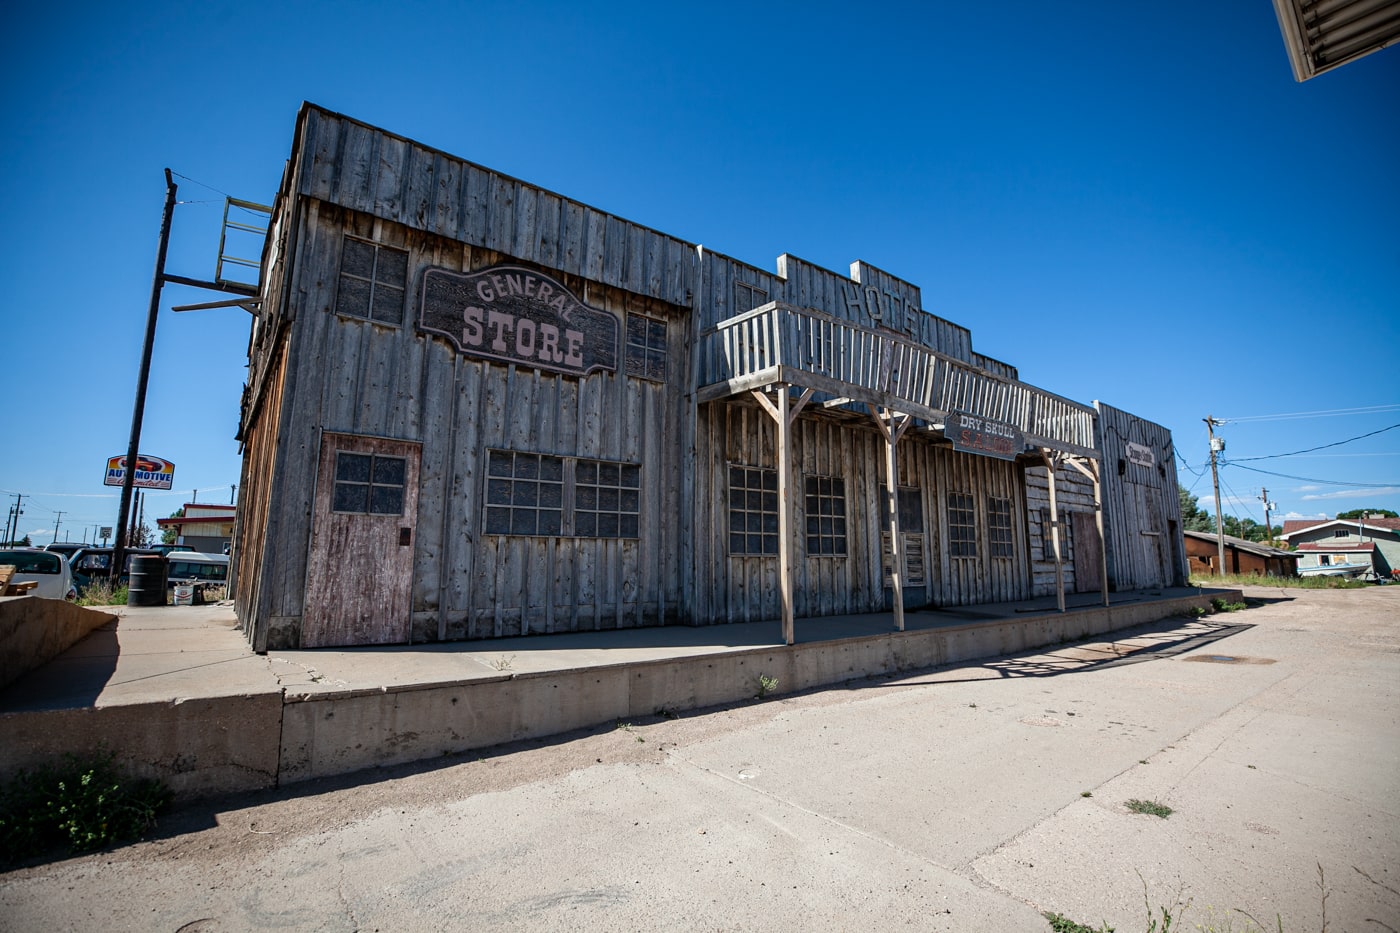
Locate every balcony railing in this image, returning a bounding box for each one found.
[697,302,1097,456]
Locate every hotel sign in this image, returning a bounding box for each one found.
[418,265,619,377]
[104,454,175,490]
[945,412,1024,461]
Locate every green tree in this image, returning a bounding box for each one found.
[161,508,184,545]
[1178,484,1216,532]
[1336,508,1397,520]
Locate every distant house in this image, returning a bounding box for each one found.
[1182,530,1299,578]
[1280,518,1400,580]
[157,503,236,554]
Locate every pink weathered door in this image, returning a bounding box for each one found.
[302,433,421,647]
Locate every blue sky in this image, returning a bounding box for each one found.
[2,1,1396,544]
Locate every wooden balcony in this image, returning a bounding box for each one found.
[697,301,1097,457]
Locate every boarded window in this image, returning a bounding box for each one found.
[625,314,667,382]
[804,475,847,555]
[948,492,977,559]
[988,496,1014,559]
[729,465,779,555]
[484,450,638,538]
[335,236,408,325]
[333,451,407,515]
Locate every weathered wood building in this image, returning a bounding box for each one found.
[234,104,1188,651]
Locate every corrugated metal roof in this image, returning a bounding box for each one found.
[1183,529,1299,559]
[1273,0,1400,80]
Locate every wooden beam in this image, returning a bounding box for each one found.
[1041,448,1066,613]
[869,405,911,631]
[776,386,795,645]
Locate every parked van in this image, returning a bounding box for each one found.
[165,552,229,586]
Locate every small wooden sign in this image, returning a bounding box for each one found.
[944,411,1024,461]
[1125,442,1156,468]
[418,265,619,377]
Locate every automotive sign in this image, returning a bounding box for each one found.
[104,454,175,490]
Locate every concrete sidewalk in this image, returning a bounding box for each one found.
[0,586,1235,797]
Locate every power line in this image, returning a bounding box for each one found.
[1222,462,1398,488]
[1219,404,1400,424]
[1226,423,1400,463]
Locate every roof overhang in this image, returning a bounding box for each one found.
[1273,0,1400,81]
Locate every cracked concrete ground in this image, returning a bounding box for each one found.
[2,585,1396,931]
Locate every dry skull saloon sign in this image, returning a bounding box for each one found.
[418,265,619,377]
[944,412,1025,461]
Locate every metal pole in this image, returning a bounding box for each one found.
[113,170,177,582]
[1205,416,1226,576]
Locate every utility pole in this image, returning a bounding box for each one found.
[53,511,64,545]
[6,494,23,546]
[113,170,177,581]
[1259,489,1276,546]
[1205,417,1226,576]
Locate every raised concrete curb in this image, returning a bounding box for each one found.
[0,590,1238,798]
[278,591,1231,784]
[0,598,115,690]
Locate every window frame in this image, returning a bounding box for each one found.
[331,451,408,516]
[987,496,1014,560]
[947,491,978,559]
[624,313,668,382]
[482,449,641,539]
[804,474,848,556]
[728,465,779,556]
[335,235,409,326]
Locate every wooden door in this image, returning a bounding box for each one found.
[302,433,421,647]
[1072,511,1102,593]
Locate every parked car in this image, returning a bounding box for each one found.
[44,542,91,560]
[68,547,164,592]
[150,544,196,557]
[0,547,78,600]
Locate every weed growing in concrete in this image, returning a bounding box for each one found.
[1126,798,1174,818]
[1081,791,1093,797]
[756,674,779,698]
[1043,911,1114,932]
[0,752,171,865]
[1191,572,1367,590]
[1210,597,1248,613]
[75,580,129,606]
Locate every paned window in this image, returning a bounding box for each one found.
[988,496,1014,559]
[485,451,565,536]
[804,475,847,555]
[625,315,667,382]
[483,450,639,538]
[575,459,641,538]
[336,236,408,325]
[729,466,779,555]
[948,492,977,559]
[734,281,768,314]
[333,452,407,515]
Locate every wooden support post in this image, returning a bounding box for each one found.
[752,385,814,646]
[870,405,912,631]
[1041,448,1066,613]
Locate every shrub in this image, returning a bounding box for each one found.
[0,752,172,864]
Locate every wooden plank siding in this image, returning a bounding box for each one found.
[1094,401,1187,589]
[693,401,1033,624]
[235,104,1186,649]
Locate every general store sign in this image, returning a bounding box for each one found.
[103,454,175,490]
[944,412,1024,461]
[1125,442,1156,468]
[418,265,619,377]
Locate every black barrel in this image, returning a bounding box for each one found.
[127,555,168,606]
